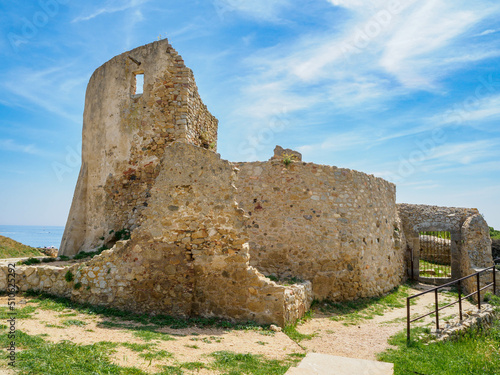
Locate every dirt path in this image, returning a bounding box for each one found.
[296,283,476,360]
[0,283,478,373]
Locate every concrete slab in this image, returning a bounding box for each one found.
[286,353,393,375]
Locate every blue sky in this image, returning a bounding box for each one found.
[0,0,499,229]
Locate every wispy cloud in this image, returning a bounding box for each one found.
[231,0,500,135]
[0,139,43,156]
[476,28,500,37]
[0,65,85,123]
[213,0,291,22]
[72,0,149,23]
[437,94,500,126]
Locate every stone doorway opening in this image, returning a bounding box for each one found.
[419,231,452,280]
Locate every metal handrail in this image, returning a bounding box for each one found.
[407,258,500,341]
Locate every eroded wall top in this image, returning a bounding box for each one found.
[60,39,218,256]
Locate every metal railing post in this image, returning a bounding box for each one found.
[458,279,462,321]
[435,288,439,331]
[493,265,497,296]
[407,297,411,341]
[477,272,481,310]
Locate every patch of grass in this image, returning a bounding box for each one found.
[58,255,70,261]
[19,257,41,265]
[121,342,153,352]
[379,322,500,375]
[287,353,306,359]
[23,291,268,332]
[42,257,57,263]
[139,349,173,361]
[180,361,207,370]
[0,305,37,319]
[185,344,199,349]
[45,324,65,329]
[283,325,317,342]
[63,319,88,327]
[313,283,412,325]
[133,329,176,342]
[33,296,69,312]
[58,312,78,317]
[0,235,43,259]
[419,259,451,278]
[0,330,146,375]
[211,351,292,375]
[156,366,183,375]
[484,292,500,306]
[256,341,268,345]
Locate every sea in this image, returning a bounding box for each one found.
[0,225,65,249]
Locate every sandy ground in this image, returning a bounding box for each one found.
[0,283,478,373]
[296,283,476,360]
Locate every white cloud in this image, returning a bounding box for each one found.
[380,1,484,87]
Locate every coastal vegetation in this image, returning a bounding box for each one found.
[0,235,43,259]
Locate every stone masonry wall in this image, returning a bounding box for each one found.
[234,157,406,301]
[60,39,218,256]
[398,204,493,295]
[460,214,494,299]
[2,143,312,327]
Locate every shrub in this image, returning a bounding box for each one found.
[20,258,41,265]
[65,270,74,283]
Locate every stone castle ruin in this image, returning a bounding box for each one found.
[0,39,494,326]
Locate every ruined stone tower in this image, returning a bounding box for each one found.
[60,39,218,256]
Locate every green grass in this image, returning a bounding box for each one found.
[0,324,298,375]
[0,235,43,259]
[490,227,500,240]
[132,329,176,342]
[179,362,207,370]
[24,291,269,332]
[62,319,88,327]
[210,351,296,375]
[378,322,500,375]
[121,342,153,352]
[0,305,37,319]
[19,257,41,265]
[283,325,317,342]
[419,259,451,278]
[0,330,145,375]
[138,349,173,361]
[312,283,412,325]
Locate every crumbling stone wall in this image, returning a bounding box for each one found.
[2,143,312,326]
[234,156,406,301]
[60,39,218,256]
